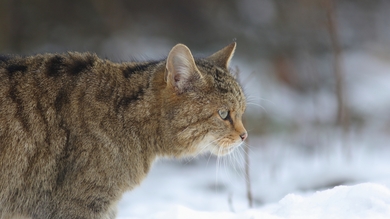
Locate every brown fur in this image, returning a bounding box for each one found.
[0,43,247,219]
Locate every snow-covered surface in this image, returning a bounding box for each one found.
[265,183,390,219]
[116,50,390,218]
[117,133,390,219]
[122,182,390,219]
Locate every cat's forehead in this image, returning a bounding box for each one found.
[195,59,246,111]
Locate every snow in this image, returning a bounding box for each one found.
[264,183,390,219]
[117,133,390,219]
[116,50,390,218]
[344,51,390,120]
[150,182,390,219]
[118,183,390,219]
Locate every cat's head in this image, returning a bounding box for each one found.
[163,42,247,157]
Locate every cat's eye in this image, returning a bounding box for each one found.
[218,110,229,120]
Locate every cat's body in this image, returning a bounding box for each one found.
[0,43,247,219]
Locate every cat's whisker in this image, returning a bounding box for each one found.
[215,146,224,192]
[188,143,209,159]
[243,141,255,154]
[238,142,254,156]
[229,148,246,181]
[224,151,232,178]
[204,137,224,150]
[246,95,274,104]
[231,149,241,171]
[227,151,239,180]
[223,153,229,177]
[177,126,191,136]
[237,149,246,169]
[235,153,243,172]
[235,146,246,164]
[206,151,213,167]
[206,139,224,168]
[217,146,248,188]
[246,101,264,105]
[184,136,224,164]
[246,102,267,112]
[238,144,257,186]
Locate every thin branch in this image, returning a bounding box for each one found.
[228,192,235,212]
[244,140,253,208]
[235,66,254,208]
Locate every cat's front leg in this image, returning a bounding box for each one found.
[49,195,118,219]
[101,203,117,219]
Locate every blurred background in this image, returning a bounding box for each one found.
[2,0,390,216]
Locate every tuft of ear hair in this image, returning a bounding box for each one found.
[166,44,202,94]
[207,42,236,69]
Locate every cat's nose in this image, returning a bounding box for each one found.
[240,132,248,141]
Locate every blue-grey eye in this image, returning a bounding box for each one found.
[218,110,228,120]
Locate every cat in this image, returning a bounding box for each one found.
[0,42,247,219]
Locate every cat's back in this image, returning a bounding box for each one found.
[0,52,99,141]
[0,53,97,103]
[0,53,98,198]
[0,52,127,217]
[0,52,99,89]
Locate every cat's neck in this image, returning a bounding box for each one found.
[115,61,168,158]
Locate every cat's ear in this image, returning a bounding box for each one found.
[166,44,201,93]
[207,42,236,69]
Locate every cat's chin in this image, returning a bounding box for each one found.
[193,135,237,156]
[208,142,242,156]
[211,146,235,156]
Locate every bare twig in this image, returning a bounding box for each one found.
[227,192,235,212]
[244,138,253,208]
[235,66,254,208]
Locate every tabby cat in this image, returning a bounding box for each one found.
[0,42,247,219]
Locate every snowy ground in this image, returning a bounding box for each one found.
[116,50,390,218]
[133,182,390,219]
[116,133,390,219]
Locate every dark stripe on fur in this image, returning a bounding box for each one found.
[68,55,95,75]
[46,55,65,77]
[54,90,69,113]
[0,55,12,64]
[116,83,148,111]
[117,90,144,108]
[95,88,114,102]
[87,197,110,213]
[56,127,71,186]
[36,101,50,145]
[6,64,27,75]
[214,69,229,93]
[8,86,30,131]
[123,61,159,78]
[226,113,234,125]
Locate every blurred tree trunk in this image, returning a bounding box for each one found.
[324,0,349,132]
[0,0,24,52]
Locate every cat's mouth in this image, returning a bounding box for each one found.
[210,143,241,156]
[208,137,243,156]
[194,134,243,156]
[215,145,236,156]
